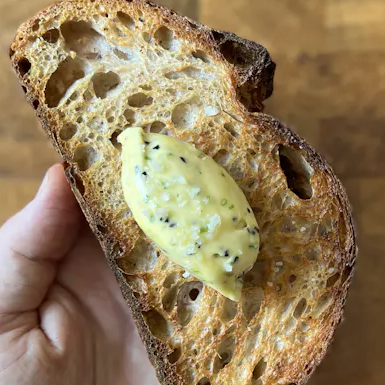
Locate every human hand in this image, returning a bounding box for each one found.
[0,165,158,385]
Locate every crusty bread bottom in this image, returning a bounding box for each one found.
[10,1,356,385]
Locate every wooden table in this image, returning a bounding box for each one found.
[1,0,384,384]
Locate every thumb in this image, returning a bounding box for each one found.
[0,164,82,315]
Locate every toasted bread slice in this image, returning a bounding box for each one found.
[10,1,356,385]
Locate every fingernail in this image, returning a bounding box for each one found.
[36,168,51,198]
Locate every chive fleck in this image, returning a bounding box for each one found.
[200,226,208,233]
[170,223,176,228]
[165,217,170,223]
[153,145,160,150]
[142,171,147,176]
[144,141,150,145]
[229,204,234,209]
[247,208,251,213]
[145,156,150,160]
[247,227,257,235]
[213,253,220,258]
[180,156,187,163]
[221,199,228,206]
[221,173,225,177]
[224,250,229,257]
[233,256,239,264]
[249,244,258,249]
[232,216,237,222]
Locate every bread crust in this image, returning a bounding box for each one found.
[9,1,356,385]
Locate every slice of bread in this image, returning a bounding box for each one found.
[10,1,356,385]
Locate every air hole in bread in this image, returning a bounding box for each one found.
[117,11,135,30]
[92,71,120,99]
[165,67,212,80]
[32,99,39,109]
[326,272,340,287]
[140,84,152,91]
[162,285,178,312]
[278,145,313,200]
[313,292,332,318]
[167,347,182,364]
[223,123,239,138]
[213,149,229,165]
[252,358,267,382]
[163,272,179,289]
[293,298,307,319]
[59,123,77,141]
[196,378,210,385]
[45,57,85,108]
[220,298,238,323]
[342,265,353,284]
[142,32,153,43]
[150,121,166,133]
[305,244,321,261]
[214,336,235,373]
[155,26,179,51]
[17,58,31,76]
[127,92,153,108]
[74,144,99,171]
[109,129,122,152]
[42,29,60,43]
[242,286,264,322]
[118,239,158,273]
[32,19,40,32]
[83,90,93,101]
[142,309,173,341]
[299,321,310,333]
[289,274,297,284]
[73,172,85,195]
[172,103,198,129]
[177,281,203,326]
[123,109,136,125]
[192,50,210,63]
[114,48,131,60]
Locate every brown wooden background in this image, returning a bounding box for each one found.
[1,0,384,384]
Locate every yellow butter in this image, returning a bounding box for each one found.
[118,127,259,301]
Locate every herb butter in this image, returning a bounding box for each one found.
[118,127,260,301]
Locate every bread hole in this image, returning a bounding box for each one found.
[313,292,332,318]
[127,93,153,108]
[326,272,340,287]
[342,265,353,284]
[32,100,39,110]
[172,103,198,129]
[305,244,321,261]
[114,48,131,60]
[177,281,203,326]
[45,57,85,108]
[285,317,296,334]
[140,84,152,91]
[61,21,105,59]
[123,109,136,125]
[278,145,313,200]
[293,298,307,319]
[218,40,248,66]
[32,19,40,32]
[42,29,60,43]
[223,123,239,138]
[109,129,122,152]
[142,309,173,341]
[73,145,99,171]
[117,11,135,30]
[228,160,246,181]
[214,336,235,373]
[196,378,210,385]
[167,347,182,364]
[165,67,212,80]
[162,285,178,312]
[252,358,267,383]
[21,86,27,94]
[163,272,179,288]
[92,71,120,99]
[143,32,153,43]
[76,116,83,124]
[155,26,179,51]
[213,149,229,166]
[118,239,158,273]
[289,274,297,284]
[220,298,238,323]
[192,50,210,63]
[97,224,108,235]
[73,172,85,195]
[242,286,264,322]
[150,121,166,133]
[17,58,31,76]
[59,123,77,141]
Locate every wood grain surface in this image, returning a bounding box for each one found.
[0,0,383,384]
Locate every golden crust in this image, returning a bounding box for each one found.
[10,1,356,385]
